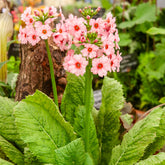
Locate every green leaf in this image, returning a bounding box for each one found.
[0,135,24,164]
[134,3,156,24]
[61,73,94,125]
[0,96,23,149]
[7,40,16,51]
[84,153,94,165]
[136,152,165,165]
[0,158,14,165]
[135,22,153,33]
[159,97,165,104]
[0,61,8,70]
[14,90,76,164]
[142,108,165,159]
[55,138,86,165]
[118,33,132,47]
[109,107,164,165]
[120,114,133,129]
[74,106,99,164]
[0,81,10,88]
[147,27,165,35]
[119,20,136,29]
[24,147,40,165]
[7,72,18,90]
[97,77,124,165]
[143,41,165,80]
[119,3,156,29]
[61,73,85,125]
[101,0,112,10]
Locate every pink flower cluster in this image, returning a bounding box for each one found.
[18,7,58,46]
[19,6,122,77]
[53,9,122,77]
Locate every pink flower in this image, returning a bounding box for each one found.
[81,44,99,59]
[44,18,53,25]
[91,56,110,77]
[115,50,122,72]
[63,49,74,71]
[53,32,71,51]
[64,54,88,76]
[56,23,66,34]
[21,7,32,22]
[53,23,71,50]
[115,30,120,49]
[18,26,28,44]
[109,55,118,72]
[25,15,34,25]
[27,28,40,46]
[59,7,66,23]
[102,35,115,55]
[90,18,104,35]
[48,6,58,17]
[103,12,116,35]
[96,49,104,58]
[35,21,43,28]
[66,15,87,39]
[37,24,52,39]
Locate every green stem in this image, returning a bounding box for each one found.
[84,59,93,152]
[146,34,149,52]
[45,40,59,108]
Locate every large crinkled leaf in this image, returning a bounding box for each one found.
[147,27,165,35]
[84,153,94,165]
[0,135,24,164]
[0,158,14,165]
[61,73,85,125]
[61,73,94,125]
[119,3,156,29]
[24,147,40,165]
[0,96,23,149]
[97,77,124,165]
[74,106,99,164]
[54,138,86,165]
[109,107,164,165]
[136,152,165,165]
[14,90,76,164]
[142,107,165,159]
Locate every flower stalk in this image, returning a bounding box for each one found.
[0,9,13,82]
[84,59,93,152]
[45,39,59,108]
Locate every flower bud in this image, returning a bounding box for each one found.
[94,39,98,43]
[34,10,40,16]
[41,8,44,13]
[49,11,53,16]
[86,15,90,20]
[97,7,101,12]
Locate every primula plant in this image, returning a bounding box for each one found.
[0,6,165,165]
[18,6,59,107]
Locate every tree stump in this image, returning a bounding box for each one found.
[15,39,66,104]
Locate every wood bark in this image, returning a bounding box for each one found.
[15,39,66,104]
